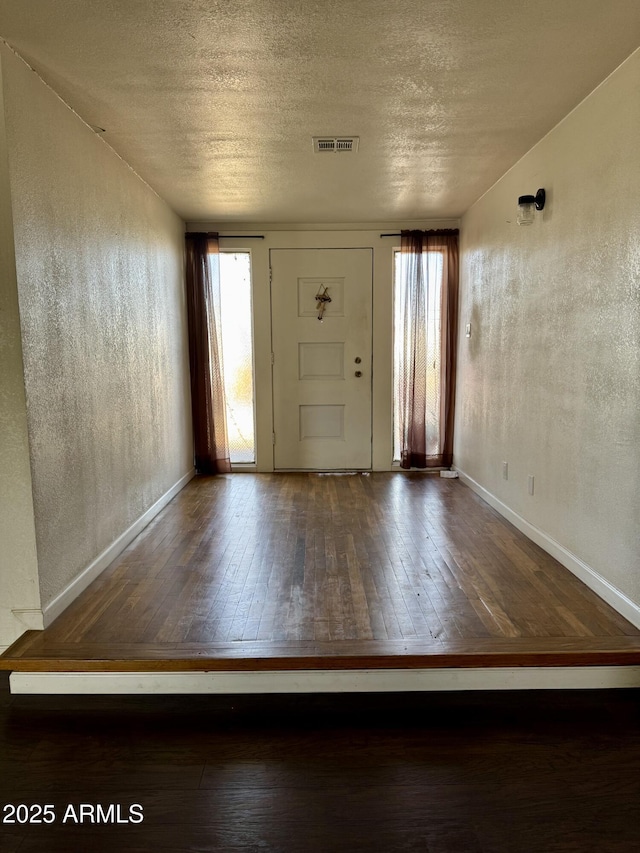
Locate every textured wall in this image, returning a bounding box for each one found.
[455,50,640,604]
[1,44,193,609]
[0,56,41,648]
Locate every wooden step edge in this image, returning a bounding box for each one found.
[4,649,640,672]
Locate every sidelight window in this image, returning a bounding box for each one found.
[219,251,255,464]
[392,248,443,464]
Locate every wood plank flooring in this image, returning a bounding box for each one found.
[3,473,640,672]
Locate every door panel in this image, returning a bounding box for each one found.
[271,248,372,470]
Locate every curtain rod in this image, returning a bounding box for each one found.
[380,228,459,237]
[185,232,265,239]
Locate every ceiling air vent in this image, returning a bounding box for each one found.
[312,136,359,153]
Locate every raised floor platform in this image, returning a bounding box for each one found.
[3,474,640,693]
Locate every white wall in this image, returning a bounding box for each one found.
[0,56,41,650]
[455,49,640,610]
[0,43,193,621]
[186,221,458,471]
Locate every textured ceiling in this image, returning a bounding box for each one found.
[1,1,640,223]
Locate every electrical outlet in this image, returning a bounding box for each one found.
[502,461,508,480]
[528,475,535,496]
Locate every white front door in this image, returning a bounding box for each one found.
[271,248,372,470]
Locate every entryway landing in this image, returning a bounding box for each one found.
[3,474,640,693]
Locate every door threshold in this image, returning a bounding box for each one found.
[273,469,372,474]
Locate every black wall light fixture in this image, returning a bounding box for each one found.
[517,188,546,225]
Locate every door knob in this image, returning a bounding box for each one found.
[355,370,362,377]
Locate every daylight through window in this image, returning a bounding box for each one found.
[393,249,443,463]
[219,251,255,463]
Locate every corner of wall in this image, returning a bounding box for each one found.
[0,49,43,650]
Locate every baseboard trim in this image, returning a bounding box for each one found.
[43,470,195,627]
[10,666,640,694]
[10,608,44,630]
[455,468,640,631]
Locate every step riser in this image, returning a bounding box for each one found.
[11,666,640,694]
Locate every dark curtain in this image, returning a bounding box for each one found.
[184,232,231,474]
[398,229,459,469]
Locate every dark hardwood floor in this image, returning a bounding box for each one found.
[3,473,640,673]
[1,671,640,852]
